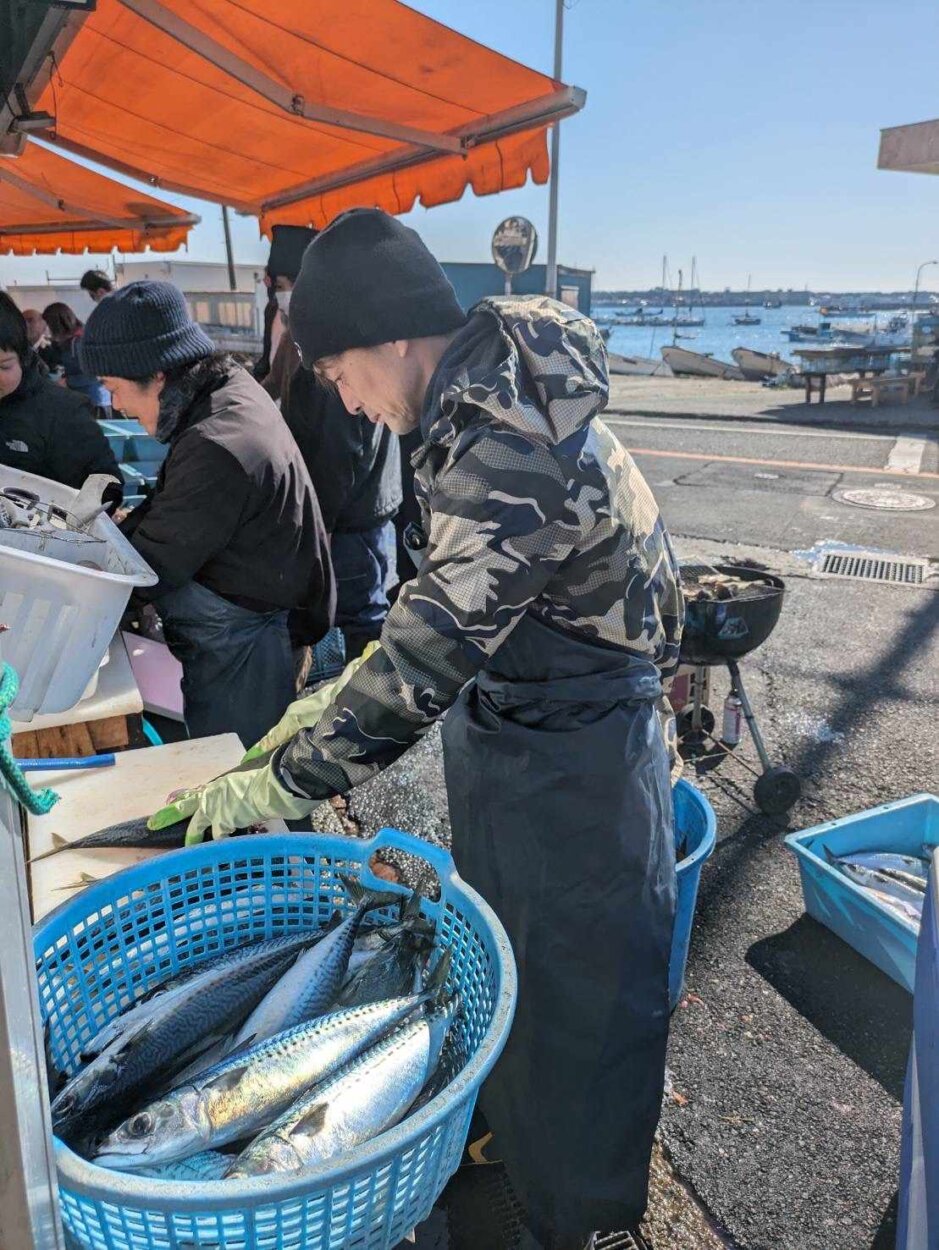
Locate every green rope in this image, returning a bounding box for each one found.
[0,663,59,815]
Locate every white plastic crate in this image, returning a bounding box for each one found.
[0,465,157,718]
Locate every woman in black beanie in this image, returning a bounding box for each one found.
[82,281,335,747]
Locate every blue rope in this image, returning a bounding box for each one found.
[0,664,59,815]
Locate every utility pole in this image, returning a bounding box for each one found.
[221,205,237,292]
[545,0,564,299]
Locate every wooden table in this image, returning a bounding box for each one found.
[792,346,909,404]
[26,734,287,922]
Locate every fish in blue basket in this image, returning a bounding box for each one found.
[91,957,450,1172]
[230,876,399,1048]
[226,992,459,1179]
[136,1149,233,1182]
[50,930,322,1144]
[337,896,436,1009]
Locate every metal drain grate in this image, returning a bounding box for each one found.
[820,553,926,584]
[594,1233,646,1249]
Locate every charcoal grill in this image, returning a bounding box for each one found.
[676,562,801,816]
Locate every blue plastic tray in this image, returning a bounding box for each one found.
[785,793,939,992]
[34,829,516,1250]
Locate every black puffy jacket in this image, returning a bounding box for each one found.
[121,356,334,642]
[281,368,402,533]
[0,352,122,504]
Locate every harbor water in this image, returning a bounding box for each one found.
[593,304,908,367]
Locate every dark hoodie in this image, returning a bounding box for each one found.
[0,351,122,505]
[121,355,335,641]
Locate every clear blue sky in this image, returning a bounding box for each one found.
[4,0,939,292]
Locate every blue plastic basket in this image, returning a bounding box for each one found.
[670,779,718,1008]
[785,793,939,992]
[34,829,516,1250]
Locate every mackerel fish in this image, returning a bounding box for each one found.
[227,995,458,1179]
[232,877,398,1047]
[51,930,320,1144]
[824,848,925,912]
[834,851,927,892]
[92,967,447,1171]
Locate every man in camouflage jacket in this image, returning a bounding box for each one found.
[274,291,683,796]
[181,210,682,1250]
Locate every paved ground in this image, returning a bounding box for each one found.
[606,374,939,431]
[342,405,939,1248]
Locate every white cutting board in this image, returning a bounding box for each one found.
[27,735,286,922]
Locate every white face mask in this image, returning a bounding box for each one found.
[275,290,292,314]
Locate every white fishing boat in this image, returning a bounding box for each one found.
[731,347,790,381]
[661,345,744,379]
[607,351,673,377]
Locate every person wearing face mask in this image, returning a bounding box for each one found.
[254,225,314,401]
[260,225,403,661]
[0,292,122,507]
[80,281,334,748]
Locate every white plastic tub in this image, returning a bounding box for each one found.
[0,465,157,718]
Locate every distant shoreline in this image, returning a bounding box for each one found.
[595,291,936,309]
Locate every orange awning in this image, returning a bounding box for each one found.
[0,139,199,254]
[19,0,583,231]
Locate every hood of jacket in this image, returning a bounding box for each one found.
[1,350,47,407]
[421,296,608,453]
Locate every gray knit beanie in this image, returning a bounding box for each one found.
[80,281,214,379]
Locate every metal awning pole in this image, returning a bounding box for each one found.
[222,205,237,292]
[545,0,564,298]
[0,789,65,1250]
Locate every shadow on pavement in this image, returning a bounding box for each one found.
[870,1191,899,1250]
[747,916,912,1101]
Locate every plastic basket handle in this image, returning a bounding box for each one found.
[370,826,458,883]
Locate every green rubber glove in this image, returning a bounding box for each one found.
[183,758,316,845]
[241,640,381,762]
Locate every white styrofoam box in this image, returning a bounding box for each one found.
[0,465,157,718]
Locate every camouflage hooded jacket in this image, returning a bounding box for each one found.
[279,296,683,799]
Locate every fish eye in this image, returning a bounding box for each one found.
[127,1113,153,1138]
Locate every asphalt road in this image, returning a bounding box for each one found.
[350,409,939,1249]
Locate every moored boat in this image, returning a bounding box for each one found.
[607,351,673,377]
[661,345,745,379]
[731,346,790,381]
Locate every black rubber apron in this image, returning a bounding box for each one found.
[441,613,676,1246]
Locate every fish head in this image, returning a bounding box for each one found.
[92,1090,209,1170]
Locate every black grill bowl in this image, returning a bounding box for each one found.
[679,564,785,666]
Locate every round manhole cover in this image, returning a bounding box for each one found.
[834,487,935,512]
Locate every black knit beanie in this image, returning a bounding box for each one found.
[289,208,466,367]
[267,224,317,282]
[80,281,215,379]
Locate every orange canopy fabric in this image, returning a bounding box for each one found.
[0,139,198,254]
[33,0,580,231]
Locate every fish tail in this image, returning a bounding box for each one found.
[421,948,452,1008]
[29,832,71,863]
[338,871,400,918]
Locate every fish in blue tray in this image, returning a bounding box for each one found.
[227,992,459,1179]
[834,851,927,892]
[91,956,451,1172]
[50,930,321,1145]
[825,848,927,906]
